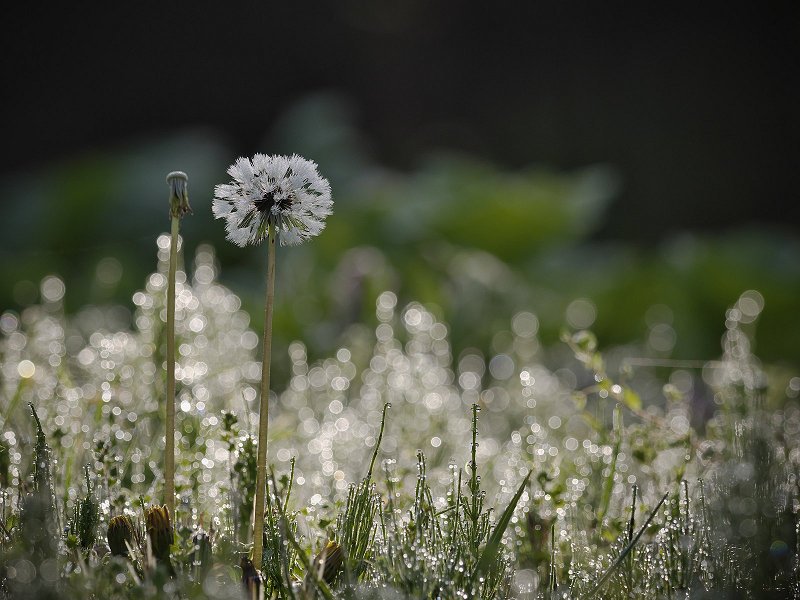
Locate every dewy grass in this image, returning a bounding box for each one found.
[68,465,99,554]
[333,403,389,585]
[580,491,669,599]
[373,403,530,599]
[164,171,191,521]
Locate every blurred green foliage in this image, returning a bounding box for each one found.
[1,95,798,385]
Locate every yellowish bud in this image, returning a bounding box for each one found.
[107,514,135,557]
[145,504,173,562]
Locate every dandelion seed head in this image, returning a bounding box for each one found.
[212,153,332,247]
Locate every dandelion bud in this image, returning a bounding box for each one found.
[166,171,192,218]
[145,504,173,562]
[107,515,136,557]
[311,540,343,584]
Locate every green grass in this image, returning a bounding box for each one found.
[0,244,798,599]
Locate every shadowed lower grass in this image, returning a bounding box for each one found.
[2,383,797,598]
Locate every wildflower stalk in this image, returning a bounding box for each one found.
[165,214,178,520]
[252,223,276,569]
[165,171,190,520]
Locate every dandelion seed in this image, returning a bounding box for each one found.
[212,154,332,247]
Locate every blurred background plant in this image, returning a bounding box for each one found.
[1,94,798,386]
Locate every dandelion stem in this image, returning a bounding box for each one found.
[165,214,179,520]
[252,223,276,570]
[164,170,189,522]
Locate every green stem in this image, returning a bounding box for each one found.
[165,215,179,520]
[580,492,668,600]
[252,224,277,570]
[366,403,390,481]
[469,403,480,541]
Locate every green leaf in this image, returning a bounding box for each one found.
[597,406,623,525]
[474,470,532,579]
[571,330,597,353]
[623,388,641,411]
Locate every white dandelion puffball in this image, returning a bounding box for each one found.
[212,154,332,247]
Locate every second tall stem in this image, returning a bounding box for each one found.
[165,215,179,520]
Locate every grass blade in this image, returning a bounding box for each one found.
[474,470,532,579]
[580,491,669,599]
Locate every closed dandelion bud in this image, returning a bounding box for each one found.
[107,515,136,557]
[166,171,192,218]
[145,504,174,562]
[311,540,343,584]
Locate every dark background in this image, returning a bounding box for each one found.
[1,2,799,378]
[3,2,799,240]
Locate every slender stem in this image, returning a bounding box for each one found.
[469,403,480,540]
[165,215,179,520]
[252,224,277,570]
[366,403,390,481]
[580,492,669,600]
